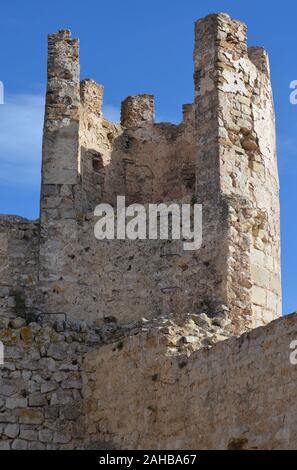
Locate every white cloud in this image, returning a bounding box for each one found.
[0,94,44,186]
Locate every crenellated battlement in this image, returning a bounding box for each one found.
[121,94,155,127]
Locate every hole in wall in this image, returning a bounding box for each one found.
[92,153,104,173]
[227,437,249,450]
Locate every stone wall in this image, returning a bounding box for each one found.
[83,312,297,450]
[1,310,297,450]
[0,316,87,450]
[0,313,142,450]
[0,216,39,319]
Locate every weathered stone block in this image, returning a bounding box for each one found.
[6,398,28,410]
[0,441,11,450]
[19,429,38,441]
[39,429,53,443]
[28,393,47,407]
[4,423,19,439]
[17,409,44,425]
[11,439,28,450]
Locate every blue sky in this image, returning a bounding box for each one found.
[0,0,296,314]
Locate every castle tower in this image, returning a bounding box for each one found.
[39,30,80,288]
[38,14,281,333]
[193,14,281,330]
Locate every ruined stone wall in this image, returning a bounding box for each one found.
[0,310,159,450]
[0,308,231,449]
[39,220,209,323]
[40,72,203,324]
[79,86,197,208]
[37,14,281,333]
[0,316,87,450]
[1,309,297,450]
[83,312,297,450]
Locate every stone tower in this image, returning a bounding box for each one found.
[0,13,289,452]
[36,13,281,334]
[192,14,281,330]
